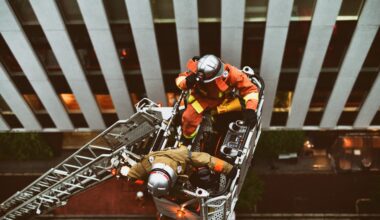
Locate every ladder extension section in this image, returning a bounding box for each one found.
[0,111,162,220]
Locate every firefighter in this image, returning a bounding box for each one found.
[175,54,259,145]
[119,144,237,197]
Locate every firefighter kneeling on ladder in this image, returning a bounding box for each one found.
[118,144,237,197]
[175,54,260,146]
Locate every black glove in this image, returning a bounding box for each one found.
[243,109,258,126]
[185,74,199,88]
[192,56,201,61]
[227,166,238,179]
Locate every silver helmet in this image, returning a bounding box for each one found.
[197,54,225,83]
[147,163,177,197]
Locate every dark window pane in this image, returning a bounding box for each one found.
[49,75,72,93]
[345,72,378,108]
[87,74,109,94]
[271,112,288,126]
[2,114,23,128]
[371,111,380,126]
[277,73,298,92]
[282,21,312,68]
[69,113,88,128]
[245,0,268,20]
[111,24,140,70]
[104,0,129,23]
[241,22,265,69]
[151,0,174,19]
[102,113,118,127]
[0,35,22,73]
[56,0,83,23]
[322,21,356,68]
[337,111,358,126]
[0,96,11,112]
[199,23,221,57]
[155,23,180,70]
[198,0,221,19]
[96,95,115,113]
[66,24,101,71]
[363,29,380,68]
[23,94,46,113]
[8,0,38,24]
[304,111,323,126]
[125,74,146,94]
[35,113,55,128]
[292,0,316,19]
[339,0,364,17]
[10,75,35,94]
[163,74,180,93]
[309,72,338,109]
[23,26,61,71]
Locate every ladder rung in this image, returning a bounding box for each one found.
[62,182,84,189]
[89,145,112,151]
[30,187,41,193]
[40,196,54,203]
[45,176,59,182]
[53,169,68,176]
[37,182,50,188]
[63,163,81,169]
[75,155,95,161]
[76,174,99,181]
[52,189,70,195]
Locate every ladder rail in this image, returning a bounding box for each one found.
[1,147,128,219]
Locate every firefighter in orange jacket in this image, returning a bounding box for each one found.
[176,54,259,145]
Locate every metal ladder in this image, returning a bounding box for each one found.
[0,110,162,220]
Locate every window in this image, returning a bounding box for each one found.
[23,94,46,113]
[245,0,268,21]
[60,94,81,113]
[151,0,174,20]
[96,95,115,113]
[0,96,11,113]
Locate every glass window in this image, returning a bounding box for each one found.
[8,0,38,24]
[309,72,338,109]
[111,24,141,70]
[241,22,265,69]
[337,111,358,126]
[371,111,380,126]
[23,26,61,72]
[23,94,46,113]
[35,113,55,128]
[339,0,364,17]
[69,113,88,128]
[198,0,221,20]
[151,0,174,20]
[199,23,221,56]
[345,71,378,108]
[60,94,81,113]
[292,0,316,20]
[304,112,323,126]
[56,0,83,23]
[245,0,268,21]
[322,21,357,68]
[282,21,312,68]
[270,112,288,126]
[0,35,22,73]
[155,23,180,70]
[363,29,380,68]
[2,115,23,128]
[96,95,115,113]
[104,0,129,23]
[0,96,11,113]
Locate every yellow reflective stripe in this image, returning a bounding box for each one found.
[175,76,186,87]
[183,129,198,139]
[218,92,223,98]
[243,92,259,103]
[187,95,195,103]
[191,100,204,114]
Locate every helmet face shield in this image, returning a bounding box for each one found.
[197,55,225,83]
[147,163,177,197]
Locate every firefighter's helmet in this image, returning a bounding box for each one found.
[147,163,177,197]
[197,54,226,83]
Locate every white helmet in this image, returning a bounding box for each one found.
[147,163,177,197]
[197,54,226,83]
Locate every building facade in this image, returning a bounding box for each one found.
[0,0,380,131]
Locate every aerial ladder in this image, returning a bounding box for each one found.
[0,66,264,220]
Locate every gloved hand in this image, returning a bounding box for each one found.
[192,55,201,61]
[227,166,238,179]
[243,109,258,126]
[185,74,199,88]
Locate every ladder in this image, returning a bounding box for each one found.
[0,110,162,220]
